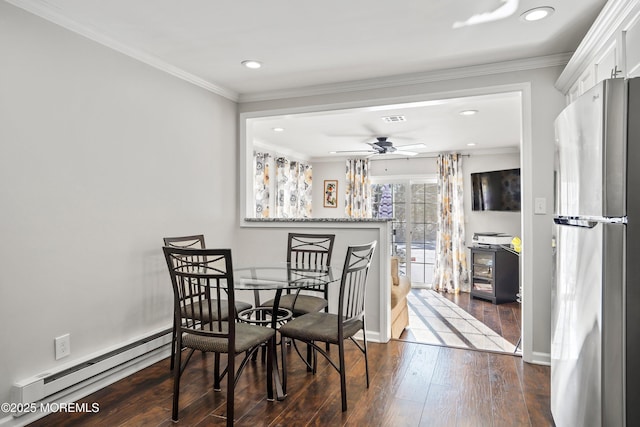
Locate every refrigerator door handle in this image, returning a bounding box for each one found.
[553,217,598,228]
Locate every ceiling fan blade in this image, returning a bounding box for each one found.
[331,149,376,154]
[396,143,426,150]
[324,133,373,139]
[394,150,419,156]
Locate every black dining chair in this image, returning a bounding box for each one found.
[163,235,252,370]
[163,246,275,426]
[260,233,335,315]
[279,240,377,412]
[258,233,335,365]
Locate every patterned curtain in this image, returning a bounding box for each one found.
[433,153,469,293]
[275,157,312,218]
[253,152,270,218]
[345,159,372,218]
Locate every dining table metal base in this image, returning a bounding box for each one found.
[238,304,291,400]
[233,265,341,402]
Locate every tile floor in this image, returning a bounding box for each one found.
[403,288,521,354]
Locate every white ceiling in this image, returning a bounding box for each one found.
[251,92,524,160]
[9,0,607,160]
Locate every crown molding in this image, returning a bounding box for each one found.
[556,0,640,93]
[253,140,310,162]
[238,53,572,103]
[6,0,240,101]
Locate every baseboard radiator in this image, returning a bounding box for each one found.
[10,329,171,415]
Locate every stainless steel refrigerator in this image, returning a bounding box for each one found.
[552,77,640,426]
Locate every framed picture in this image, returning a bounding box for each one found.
[323,180,338,208]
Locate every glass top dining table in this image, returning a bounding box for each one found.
[232,263,342,332]
[232,263,341,400]
[233,263,341,291]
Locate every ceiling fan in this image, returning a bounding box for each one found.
[332,137,425,157]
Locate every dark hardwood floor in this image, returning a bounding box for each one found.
[404,289,523,350]
[30,333,553,426]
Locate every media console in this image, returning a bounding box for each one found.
[469,246,519,304]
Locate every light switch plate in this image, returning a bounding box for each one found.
[534,197,547,215]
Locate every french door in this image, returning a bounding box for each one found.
[372,179,438,288]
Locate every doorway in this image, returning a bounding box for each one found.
[372,176,522,354]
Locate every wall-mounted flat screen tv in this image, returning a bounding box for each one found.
[471,168,521,211]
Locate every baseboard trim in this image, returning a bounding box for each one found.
[530,351,551,366]
[0,346,171,427]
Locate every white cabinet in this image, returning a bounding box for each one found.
[623,10,640,77]
[568,80,580,104]
[595,42,619,83]
[579,67,596,94]
[557,0,640,99]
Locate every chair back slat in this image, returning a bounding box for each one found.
[163,235,208,298]
[338,242,376,327]
[287,233,335,267]
[163,247,235,341]
[163,234,206,249]
[287,233,335,294]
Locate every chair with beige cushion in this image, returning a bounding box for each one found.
[390,256,411,339]
[163,235,252,369]
[163,246,275,426]
[258,233,336,367]
[279,241,377,412]
[260,233,335,316]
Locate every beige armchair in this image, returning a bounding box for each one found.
[390,256,411,339]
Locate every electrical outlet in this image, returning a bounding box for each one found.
[55,334,71,360]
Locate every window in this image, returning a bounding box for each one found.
[372,179,437,287]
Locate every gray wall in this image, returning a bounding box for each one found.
[464,152,522,245]
[0,2,237,406]
[312,161,348,217]
[315,153,522,246]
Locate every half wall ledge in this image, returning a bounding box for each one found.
[244,218,392,222]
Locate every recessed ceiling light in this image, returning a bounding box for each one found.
[241,60,262,69]
[467,143,477,147]
[272,127,284,132]
[459,110,478,116]
[521,6,555,22]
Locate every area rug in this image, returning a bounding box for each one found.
[404,289,521,355]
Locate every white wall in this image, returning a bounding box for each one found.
[0,2,237,406]
[312,161,346,217]
[369,156,438,176]
[464,152,522,245]
[231,223,389,341]
[240,68,564,364]
[371,152,522,269]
